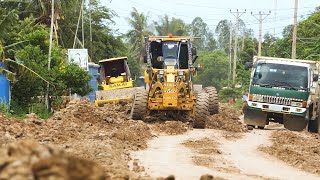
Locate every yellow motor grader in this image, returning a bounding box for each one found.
[130,35,219,128]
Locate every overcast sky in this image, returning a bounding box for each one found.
[103,0,320,38]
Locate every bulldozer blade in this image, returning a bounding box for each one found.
[95,87,143,106]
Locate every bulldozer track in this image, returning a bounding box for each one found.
[204,86,219,115]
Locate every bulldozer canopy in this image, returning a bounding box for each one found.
[99,57,131,79]
[148,36,194,42]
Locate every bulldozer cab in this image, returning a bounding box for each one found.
[147,36,197,69]
[99,57,133,90]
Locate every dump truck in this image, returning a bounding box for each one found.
[244,56,320,132]
[95,57,136,106]
[130,35,219,128]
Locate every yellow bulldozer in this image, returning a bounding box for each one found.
[95,57,137,106]
[130,35,219,128]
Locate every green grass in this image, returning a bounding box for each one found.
[1,101,52,119]
[232,99,243,110]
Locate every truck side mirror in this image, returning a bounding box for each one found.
[313,74,318,81]
[245,62,253,70]
[192,47,197,56]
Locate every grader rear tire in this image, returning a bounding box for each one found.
[130,89,148,120]
[204,86,219,115]
[194,92,209,129]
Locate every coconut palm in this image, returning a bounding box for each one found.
[126,7,151,63]
[154,15,186,36]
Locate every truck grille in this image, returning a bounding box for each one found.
[262,95,292,105]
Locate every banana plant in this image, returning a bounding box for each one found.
[0,41,50,84]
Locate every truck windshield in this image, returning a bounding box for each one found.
[252,63,308,90]
[162,42,179,66]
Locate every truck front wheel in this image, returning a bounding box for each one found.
[308,117,319,133]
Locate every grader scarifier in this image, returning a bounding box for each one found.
[130,35,219,128]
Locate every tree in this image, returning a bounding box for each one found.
[194,50,229,91]
[126,7,151,64]
[154,15,186,36]
[215,19,231,53]
[188,17,209,50]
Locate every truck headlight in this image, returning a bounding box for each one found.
[291,101,307,108]
[252,94,263,102]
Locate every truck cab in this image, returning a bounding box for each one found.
[245,56,320,132]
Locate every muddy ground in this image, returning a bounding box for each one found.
[1,101,320,180]
[259,130,320,175]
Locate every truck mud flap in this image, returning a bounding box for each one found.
[283,114,307,131]
[244,107,267,127]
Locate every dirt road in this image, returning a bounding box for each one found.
[131,127,320,180]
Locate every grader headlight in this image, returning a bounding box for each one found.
[178,71,184,77]
[159,70,164,75]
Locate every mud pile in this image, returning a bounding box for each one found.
[206,104,246,133]
[0,100,153,179]
[259,130,320,175]
[0,139,106,180]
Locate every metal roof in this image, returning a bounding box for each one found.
[147,36,197,42]
[99,56,128,63]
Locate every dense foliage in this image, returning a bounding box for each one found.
[1,0,319,114]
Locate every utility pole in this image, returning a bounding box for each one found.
[81,0,85,47]
[292,0,298,59]
[230,9,246,84]
[251,11,271,57]
[89,0,93,62]
[228,21,233,82]
[273,0,278,36]
[46,0,54,111]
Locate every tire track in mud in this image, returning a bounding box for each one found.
[130,128,320,180]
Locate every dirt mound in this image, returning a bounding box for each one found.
[207,104,246,133]
[259,130,320,175]
[182,138,221,155]
[0,139,106,180]
[0,100,153,179]
[181,137,238,176]
[151,121,189,135]
[111,120,152,150]
[51,99,130,123]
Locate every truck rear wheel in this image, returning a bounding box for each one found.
[194,92,209,129]
[130,89,148,120]
[204,86,219,115]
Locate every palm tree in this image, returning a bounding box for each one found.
[154,15,186,36]
[126,7,151,63]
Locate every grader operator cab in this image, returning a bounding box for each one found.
[130,35,219,128]
[95,57,135,106]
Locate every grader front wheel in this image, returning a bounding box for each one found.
[204,86,219,115]
[130,89,148,120]
[194,92,210,129]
